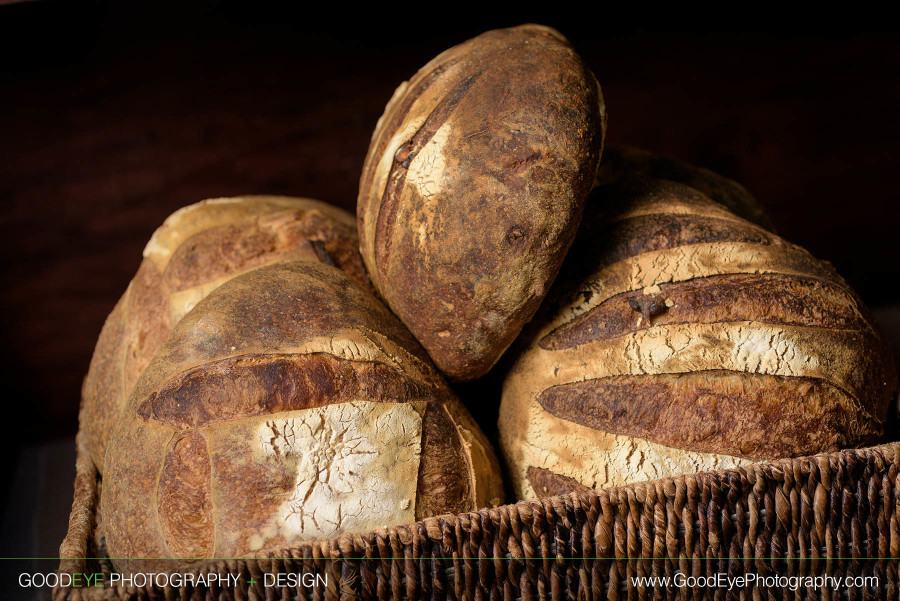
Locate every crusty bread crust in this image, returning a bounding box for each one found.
[102,262,502,572]
[82,196,369,473]
[500,163,897,500]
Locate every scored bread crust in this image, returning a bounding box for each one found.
[102,261,503,573]
[357,24,606,381]
[499,173,898,500]
[82,196,369,473]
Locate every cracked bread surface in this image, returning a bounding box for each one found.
[499,164,897,500]
[102,261,502,573]
[82,196,369,474]
[357,24,606,381]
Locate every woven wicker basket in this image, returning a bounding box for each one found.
[53,426,900,601]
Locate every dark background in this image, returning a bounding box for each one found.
[1,0,899,577]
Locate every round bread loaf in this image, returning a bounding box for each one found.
[357,24,606,381]
[82,196,368,473]
[102,261,503,572]
[499,175,898,500]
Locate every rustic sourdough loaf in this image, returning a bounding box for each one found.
[499,171,898,500]
[82,196,368,473]
[358,24,606,381]
[102,261,502,572]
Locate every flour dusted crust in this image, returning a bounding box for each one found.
[357,24,606,381]
[218,402,424,554]
[82,196,369,473]
[102,262,502,572]
[499,171,898,500]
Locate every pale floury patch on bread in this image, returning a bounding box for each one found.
[245,402,424,550]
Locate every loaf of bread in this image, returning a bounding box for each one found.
[358,24,606,381]
[102,261,502,572]
[499,173,898,499]
[82,196,368,473]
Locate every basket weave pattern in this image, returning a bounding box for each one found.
[54,428,900,600]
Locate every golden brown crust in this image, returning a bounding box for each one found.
[158,431,214,558]
[102,262,503,572]
[98,420,174,567]
[358,24,606,381]
[133,260,434,391]
[81,196,367,473]
[373,70,486,273]
[123,260,171,394]
[519,321,891,409]
[163,223,279,290]
[163,207,364,291]
[500,172,898,500]
[81,293,128,473]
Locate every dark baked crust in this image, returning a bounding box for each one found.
[541,273,871,350]
[358,24,606,381]
[595,146,773,230]
[136,355,437,429]
[538,371,880,460]
[415,403,473,518]
[526,466,591,498]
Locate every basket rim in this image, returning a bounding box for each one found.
[53,425,900,599]
[56,424,900,569]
